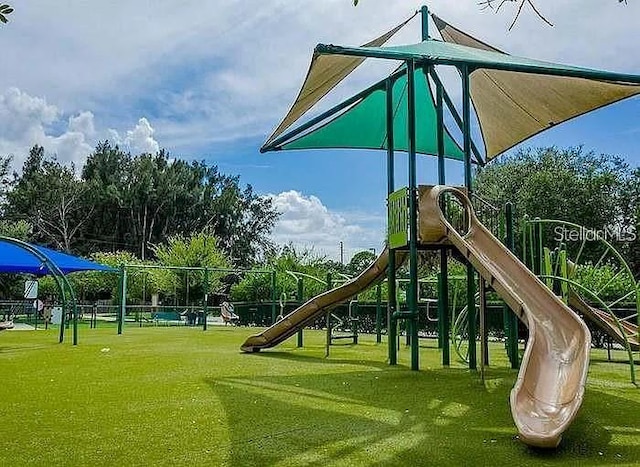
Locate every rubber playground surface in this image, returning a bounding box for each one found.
[1,326,639,466]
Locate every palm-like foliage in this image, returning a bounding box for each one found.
[0,4,14,24]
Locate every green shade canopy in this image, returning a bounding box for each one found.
[277,68,464,160]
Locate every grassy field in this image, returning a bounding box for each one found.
[1,326,640,466]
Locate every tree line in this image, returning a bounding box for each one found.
[474,146,640,276]
[0,144,637,304]
[0,142,279,267]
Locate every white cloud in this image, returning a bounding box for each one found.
[269,190,385,262]
[0,87,58,139]
[0,87,92,168]
[68,111,96,137]
[0,88,160,170]
[1,1,638,155]
[122,118,160,154]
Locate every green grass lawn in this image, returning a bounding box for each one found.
[1,326,640,466]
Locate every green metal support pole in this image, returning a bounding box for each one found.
[271,270,277,324]
[428,69,485,165]
[462,66,477,370]
[466,266,477,370]
[536,220,544,276]
[531,219,543,275]
[325,273,333,358]
[69,278,78,346]
[505,202,519,368]
[438,270,450,366]
[407,59,419,371]
[297,278,304,347]
[480,278,489,366]
[118,265,126,335]
[353,299,359,344]
[435,71,450,366]
[375,283,383,343]
[386,77,398,366]
[58,286,67,343]
[479,278,486,382]
[203,268,209,331]
[421,5,429,41]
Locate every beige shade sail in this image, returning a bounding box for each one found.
[433,14,640,160]
[263,12,417,148]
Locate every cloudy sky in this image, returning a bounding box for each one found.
[1,1,639,261]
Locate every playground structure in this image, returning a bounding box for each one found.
[244,187,592,447]
[243,6,640,448]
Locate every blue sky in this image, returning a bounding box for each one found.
[1,1,638,260]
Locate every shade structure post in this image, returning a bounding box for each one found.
[297,277,304,347]
[435,70,451,366]
[386,77,398,366]
[407,59,420,371]
[376,283,383,343]
[428,68,485,165]
[203,268,209,331]
[504,202,519,368]
[421,5,429,41]
[70,280,78,346]
[118,265,127,335]
[271,270,277,324]
[479,277,488,376]
[325,272,333,358]
[461,65,477,370]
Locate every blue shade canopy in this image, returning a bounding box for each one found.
[0,240,115,275]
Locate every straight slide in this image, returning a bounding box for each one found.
[419,186,591,448]
[240,248,401,352]
[568,292,639,351]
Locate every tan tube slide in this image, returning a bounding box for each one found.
[419,185,591,448]
[241,184,591,447]
[568,292,639,351]
[240,248,403,353]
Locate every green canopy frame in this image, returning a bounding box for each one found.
[260,5,640,372]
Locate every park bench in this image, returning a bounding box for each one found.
[151,311,184,326]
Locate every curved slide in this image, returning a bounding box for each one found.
[419,186,591,448]
[241,248,403,352]
[241,184,591,447]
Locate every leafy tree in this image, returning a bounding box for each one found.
[0,220,31,241]
[81,141,132,254]
[346,250,376,276]
[231,244,332,303]
[475,146,630,260]
[152,232,229,305]
[82,142,279,266]
[618,168,640,276]
[6,146,93,252]
[38,250,178,304]
[208,177,279,266]
[0,154,10,211]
